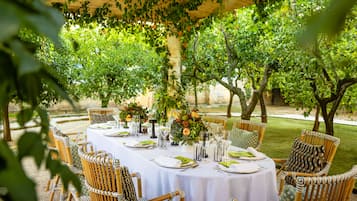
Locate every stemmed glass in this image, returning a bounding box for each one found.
[112,113,120,128]
[159,126,170,149]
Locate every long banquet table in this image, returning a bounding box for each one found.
[87,126,279,201]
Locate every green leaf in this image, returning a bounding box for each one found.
[36,107,50,135]
[45,154,62,178]
[10,40,41,76]
[59,165,81,194]
[0,141,37,201]
[17,132,45,167]
[0,2,20,41]
[25,14,63,46]
[300,0,357,45]
[16,108,34,127]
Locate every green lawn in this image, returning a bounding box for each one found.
[224,116,357,175]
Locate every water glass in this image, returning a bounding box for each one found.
[193,142,202,161]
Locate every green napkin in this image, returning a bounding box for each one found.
[119,131,129,135]
[228,151,254,158]
[139,140,156,145]
[219,160,239,168]
[174,156,193,165]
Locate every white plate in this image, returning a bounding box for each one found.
[218,163,261,174]
[228,150,266,161]
[89,123,113,129]
[153,156,197,169]
[123,140,156,148]
[104,131,130,137]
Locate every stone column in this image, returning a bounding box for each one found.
[167,35,181,95]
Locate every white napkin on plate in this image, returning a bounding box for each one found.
[104,130,129,136]
[229,163,260,173]
[124,140,139,147]
[245,147,266,160]
[89,123,112,129]
[154,156,181,168]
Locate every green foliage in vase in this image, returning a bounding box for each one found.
[120,102,149,121]
[171,109,206,145]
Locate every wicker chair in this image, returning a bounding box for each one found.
[78,146,185,201]
[231,119,267,150]
[50,129,93,201]
[45,126,59,192]
[280,165,357,201]
[87,107,118,124]
[275,129,340,195]
[202,116,228,130]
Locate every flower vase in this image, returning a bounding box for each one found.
[181,144,194,153]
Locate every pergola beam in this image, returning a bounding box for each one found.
[47,0,253,20]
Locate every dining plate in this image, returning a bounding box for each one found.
[88,123,113,129]
[228,150,266,161]
[218,163,261,174]
[104,131,130,137]
[153,156,197,169]
[123,140,156,148]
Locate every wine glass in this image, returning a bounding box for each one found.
[160,126,170,149]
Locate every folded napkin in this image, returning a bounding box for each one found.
[124,140,156,147]
[228,151,255,158]
[154,156,181,168]
[218,160,239,168]
[124,140,140,147]
[246,147,266,160]
[228,163,260,173]
[174,156,194,166]
[139,140,156,145]
[89,123,112,129]
[104,130,129,136]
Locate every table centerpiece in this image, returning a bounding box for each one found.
[170,109,207,146]
[119,102,148,130]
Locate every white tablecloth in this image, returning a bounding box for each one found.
[87,127,279,201]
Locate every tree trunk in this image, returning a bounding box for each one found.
[204,85,210,105]
[241,112,251,120]
[313,105,320,131]
[226,92,233,118]
[319,102,334,135]
[101,99,109,108]
[2,102,12,141]
[324,117,334,135]
[259,94,267,123]
[194,79,198,108]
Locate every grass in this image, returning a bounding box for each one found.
[223,116,357,175]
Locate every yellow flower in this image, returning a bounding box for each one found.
[125,114,132,122]
[191,111,200,119]
[182,128,191,136]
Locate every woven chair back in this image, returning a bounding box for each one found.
[53,131,73,165]
[202,116,228,130]
[300,129,340,166]
[78,147,124,201]
[87,107,117,124]
[233,120,266,150]
[294,165,357,201]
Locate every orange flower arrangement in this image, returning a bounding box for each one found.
[171,109,207,145]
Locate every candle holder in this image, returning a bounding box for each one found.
[149,119,157,138]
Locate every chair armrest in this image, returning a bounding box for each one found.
[148,190,185,201]
[277,166,330,195]
[130,172,143,198]
[272,158,288,165]
[63,132,80,136]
